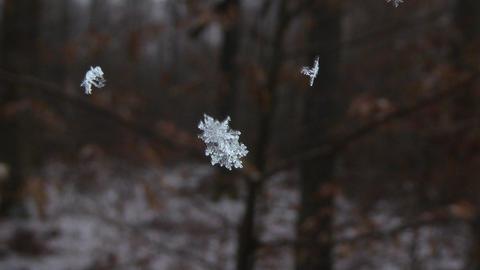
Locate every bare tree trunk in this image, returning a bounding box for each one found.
[453,0,480,43]
[236,178,261,270]
[453,1,480,269]
[211,0,242,195]
[296,2,342,270]
[0,0,41,216]
[470,216,480,270]
[217,0,240,118]
[235,1,290,270]
[59,0,72,83]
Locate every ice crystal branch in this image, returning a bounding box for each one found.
[387,0,404,8]
[198,114,248,170]
[301,56,319,87]
[81,66,106,95]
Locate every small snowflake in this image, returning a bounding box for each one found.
[81,66,106,95]
[198,114,248,170]
[301,56,319,87]
[387,0,403,8]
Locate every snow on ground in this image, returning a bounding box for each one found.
[0,158,472,270]
[334,196,471,270]
[0,159,243,270]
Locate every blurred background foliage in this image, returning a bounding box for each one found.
[1,0,480,269]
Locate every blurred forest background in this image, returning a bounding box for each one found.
[1,0,480,269]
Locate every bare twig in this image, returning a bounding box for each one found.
[0,69,201,155]
[266,72,477,177]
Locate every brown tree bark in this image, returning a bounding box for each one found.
[471,216,480,270]
[0,0,41,216]
[453,1,480,269]
[296,2,342,270]
[235,1,290,270]
[217,0,240,118]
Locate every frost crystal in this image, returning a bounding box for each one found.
[81,66,106,95]
[301,56,319,87]
[387,0,403,7]
[198,114,248,170]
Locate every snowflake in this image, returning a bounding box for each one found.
[81,66,106,95]
[198,114,248,170]
[387,0,403,8]
[301,56,319,87]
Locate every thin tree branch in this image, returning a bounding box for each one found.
[266,72,477,177]
[0,69,258,190]
[0,69,201,155]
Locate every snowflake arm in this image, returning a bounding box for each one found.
[301,56,319,87]
[81,66,106,95]
[386,0,404,8]
[198,114,248,170]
